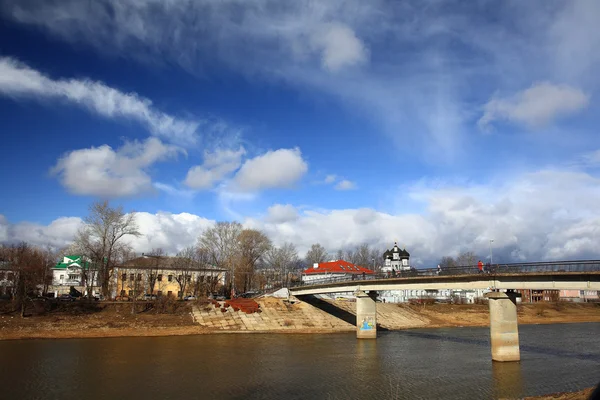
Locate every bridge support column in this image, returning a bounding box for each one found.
[356,290,377,339]
[486,291,521,362]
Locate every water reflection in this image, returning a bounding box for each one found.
[492,361,524,400]
[0,323,598,400]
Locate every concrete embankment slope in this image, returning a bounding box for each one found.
[298,296,431,330]
[191,297,354,332]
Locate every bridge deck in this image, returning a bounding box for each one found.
[290,271,600,295]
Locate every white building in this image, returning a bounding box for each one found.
[49,255,100,297]
[382,242,411,272]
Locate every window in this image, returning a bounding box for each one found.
[128,290,133,296]
[120,290,126,296]
[158,274,163,282]
[157,291,163,296]
[68,274,79,280]
[168,275,173,282]
[0,272,5,280]
[7,273,14,281]
[122,273,127,281]
[137,273,142,281]
[199,275,205,283]
[167,291,173,297]
[130,274,135,281]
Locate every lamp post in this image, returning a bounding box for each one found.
[489,239,494,266]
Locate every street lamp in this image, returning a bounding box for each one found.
[489,239,494,266]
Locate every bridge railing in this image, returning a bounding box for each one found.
[291,260,600,288]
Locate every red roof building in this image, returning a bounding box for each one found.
[301,260,374,283]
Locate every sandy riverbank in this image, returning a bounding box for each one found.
[1,299,599,341]
[525,386,596,400]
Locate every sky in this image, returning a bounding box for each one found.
[1,0,600,266]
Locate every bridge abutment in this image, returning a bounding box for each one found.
[486,291,521,362]
[356,290,377,339]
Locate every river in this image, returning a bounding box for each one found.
[1,323,599,399]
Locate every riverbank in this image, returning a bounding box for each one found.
[1,299,599,340]
[526,386,596,399]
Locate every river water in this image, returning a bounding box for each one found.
[1,323,599,399]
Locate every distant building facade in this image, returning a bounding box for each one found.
[49,255,100,297]
[382,242,410,272]
[301,260,374,283]
[0,259,15,298]
[113,255,227,299]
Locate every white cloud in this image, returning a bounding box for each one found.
[184,147,246,190]
[125,211,215,254]
[310,23,368,72]
[52,137,181,197]
[0,211,214,255]
[0,57,200,144]
[324,174,337,184]
[478,82,590,129]
[335,180,357,190]
[265,204,298,224]
[232,148,308,192]
[6,167,600,265]
[0,215,83,249]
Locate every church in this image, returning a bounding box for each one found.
[382,242,411,272]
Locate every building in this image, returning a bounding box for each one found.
[49,255,100,297]
[0,259,15,298]
[301,260,374,283]
[382,242,410,272]
[113,255,227,299]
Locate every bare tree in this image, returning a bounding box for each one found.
[353,243,372,268]
[145,248,167,295]
[74,201,141,297]
[173,246,198,299]
[305,243,328,265]
[455,251,478,267]
[0,243,49,316]
[264,242,298,287]
[191,247,213,296]
[335,249,344,260]
[236,229,271,293]
[198,221,242,293]
[440,256,456,269]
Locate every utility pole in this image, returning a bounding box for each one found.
[489,239,494,266]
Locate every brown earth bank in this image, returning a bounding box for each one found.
[525,386,596,400]
[1,299,599,341]
[400,301,600,329]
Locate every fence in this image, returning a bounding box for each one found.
[291,260,600,287]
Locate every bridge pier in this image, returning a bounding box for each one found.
[356,290,377,339]
[486,291,521,362]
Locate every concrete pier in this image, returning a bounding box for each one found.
[486,291,521,362]
[356,290,377,339]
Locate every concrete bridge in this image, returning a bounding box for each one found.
[290,261,600,362]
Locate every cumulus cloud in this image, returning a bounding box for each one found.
[265,204,298,224]
[335,180,357,191]
[0,57,200,144]
[184,147,245,190]
[232,148,308,192]
[310,23,368,72]
[125,211,215,253]
[0,211,214,255]
[0,215,83,249]
[478,82,590,129]
[52,137,181,197]
[5,167,600,265]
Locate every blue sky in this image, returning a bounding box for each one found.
[1,0,600,265]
